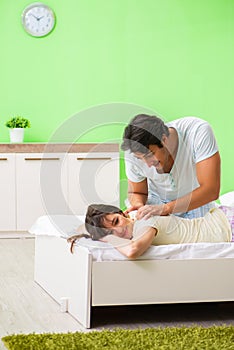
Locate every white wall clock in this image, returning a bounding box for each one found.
[22,2,56,37]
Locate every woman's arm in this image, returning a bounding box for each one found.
[103,227,157,259]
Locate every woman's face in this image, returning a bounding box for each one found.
[103,213,134,239]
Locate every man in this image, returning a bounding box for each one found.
[121,114,220,219]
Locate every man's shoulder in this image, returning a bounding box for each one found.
[167,116,208,128]
[167,117,211,139]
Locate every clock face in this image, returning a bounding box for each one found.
[22,2,55,37]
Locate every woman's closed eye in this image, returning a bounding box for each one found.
[112,217,119,226]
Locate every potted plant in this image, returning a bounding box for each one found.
[5,116,31,143]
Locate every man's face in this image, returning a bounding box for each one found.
[134,144,173,174]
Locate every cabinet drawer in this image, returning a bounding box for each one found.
[16,153,68,230]
[68,153,119,215]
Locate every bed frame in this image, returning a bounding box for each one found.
[34,235,234,328]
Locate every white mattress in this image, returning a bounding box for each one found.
[29,215,234,262]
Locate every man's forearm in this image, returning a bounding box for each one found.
[128,191,147,208]
[166,185,219,215]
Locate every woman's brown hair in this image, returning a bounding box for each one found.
[68,204,124,253]
[85,204,124,240]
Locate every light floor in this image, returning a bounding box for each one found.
[0,234,234,349]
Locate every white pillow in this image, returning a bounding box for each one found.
[219,191,234,207]
[29,214,113,251]
[77,237,113,249]
[29,215,86,237]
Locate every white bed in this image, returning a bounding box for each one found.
[30,211,234,329]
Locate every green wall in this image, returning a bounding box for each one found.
[1,0,234,205]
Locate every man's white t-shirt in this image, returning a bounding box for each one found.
[124,117,219,218]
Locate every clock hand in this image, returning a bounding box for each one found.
[30,14,39,20]
[30,14,44,21]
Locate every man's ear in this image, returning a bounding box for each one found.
[161,134,168,146]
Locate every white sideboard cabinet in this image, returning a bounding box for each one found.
[0,154,16,230]
[0,144,119,231]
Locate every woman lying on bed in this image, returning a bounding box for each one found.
[68,204,234,259]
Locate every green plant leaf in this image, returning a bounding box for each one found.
[5,116,31,128]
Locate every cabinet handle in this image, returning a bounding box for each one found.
[77,157,112,160]
[0,158,8,161]
[24,158,60,161]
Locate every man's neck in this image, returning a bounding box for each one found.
[167,127,179,160]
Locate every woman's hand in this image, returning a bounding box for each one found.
[136,203,171,219]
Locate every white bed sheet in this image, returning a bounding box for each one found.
[29,215,234,262]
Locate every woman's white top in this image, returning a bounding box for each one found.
[134,208,232,245]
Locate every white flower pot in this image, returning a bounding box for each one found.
[9,128,25,143]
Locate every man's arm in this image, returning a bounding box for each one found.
[137,152,221,219]
[168,151,220,213]
[125,179,148,213]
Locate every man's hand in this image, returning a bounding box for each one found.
[124,205,142,216]
[136,203,171,219]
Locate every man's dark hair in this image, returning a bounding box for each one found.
[121,114,169,154]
